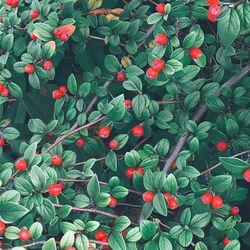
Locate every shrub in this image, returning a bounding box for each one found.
[0,0,250,249]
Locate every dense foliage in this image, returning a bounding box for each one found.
[0,0,250,249]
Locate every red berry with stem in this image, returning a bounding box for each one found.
[152,59,165,71]
[200,193,213,204]
[109,196,118,207]
[126,168,135,179]
[43,60,53,70]
[230,206,239,215]
[124,99,132,109]
[0,221,6,234]
[136,167,144,175]
[15,159,27,171]
[117,72,126,82]
[48,183,62,196]
[146,67,159,79]
[95,230,107,241]
[132,125,144,137]
[75,138,85,148]
[189,48,203,59]
[156,3,166,14]
[30,10,39,19]
[19,229,30,241]
[109,139,119,150]
[207,0,219,4]
[60,33,69,42]
[168,198,179,209]
[30,33,37,40]
[143,191,154,202]
[53,28,61,37]
[243,168,250,182]
[216,141,227,152]
[59,86,67,94]
[0,138,5,147]
[208,5,221,17]
[65,247,76,250]
[223,236,230,246]
[155,34,169,45]
[211,195,223,209]
[52,90,63,99]
[25,64,35,74]
[1,87,9,97]
[50,154,63,166]
[98,126,110,138]
[163,193,171,202]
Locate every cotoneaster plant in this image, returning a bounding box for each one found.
[0,0,250,249]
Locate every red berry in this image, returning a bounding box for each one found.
[53,28,61,37]
[172,161,177,169]
[5,0,18,7]
[207,12,217,22]
[132,125,144,137]
[95,230,107,241]
[109,139,119,150]
[216,141,227,152]
[75,138,85,148]
[59,86,67,94]
[126,168,135,179]
[0,17,3,23]
[223,236,230,246]
[243,168,250,182]
[0,138,5,147]
[152,59,165,71]
[101,246,110,250]
[207,0,219,4]
[143,191,154,202]
[109,196,118,207]
[211,195,223,209]
[155,34,168,45]
[146,67,159,79]
[65,247,76,250]
[189,48,203,59]
[117,72,126,82]
[101,236,109,243]
[124,99,132,109]
[30,10,39,19]
[163,193,171,202]
[15,159,27,171]
[52,90,63,99]
[30,33,37,41]
[43,60,53,70]
[168,198,179,209]
[0,83,4,92]
[208,5,221,17]
[156,3,166,14]
[60,33,69,42]
[19,229,30,241]
[136,167,144,175]
[122,229,126,238]
[230,206,239,215]
[0,221,6,234]
[1,87,9,97]
[48,183,62,196]
[0,240,2,248]
[47,133,55,139]
[25,64,35,74]
[98,126,110,138]
[200,193,213,204]
[50,154,63,166]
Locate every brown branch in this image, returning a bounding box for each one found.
[84,8,124,16]
[163,64,250,172]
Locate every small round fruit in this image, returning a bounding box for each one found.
[95,230,107,241]
[230,206,239,215]
[152,59,165,71]
[243,168,250,182]
[48,183,62,197]
[143,191,154,202]
[132,125,144,137]
[223,236,230,246]
[65,247,76,250]
[75,138,85,148]
[124,99,132,109]
[6,0,18,7]
[0,240,2,248]
[0,83,4,92]
[43,60,53,70]
[155,34,169,45]
[200,193,213,204]
[122,229,126,238]
[163,193,171,202]
[52,90,63,99]
[0,221,6,234]
[126,168,135,179]
[25,64,35,74]
[172,161,177,169]
[207,0,219,4]
[168,198,178,209]
[101,236,109,243]
[189,48,203,59]
[1,87,9,97]
[15,159,27,171]
[207,12,217,22]
[50,154,63,166]
[146,67,158,79]
[19,229,30,241]
[109,196,118,207]
[156,3,166,14]
[53,28,61,37]
[30,10,39,19]
[216,141,227,152]
[211,195,223,209]
[109,140,119,150]
[59,86,67,94]
[208,5,221,17]
[0,138,5,147]
[136,167,144,175]
[30,33,37,40]
[60,33,69,42]
[47,132,55,139]
[117,72,126,82]
[98,126,110,139]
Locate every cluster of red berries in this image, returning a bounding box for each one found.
[15,159,28,171]
[200,193,223,209]
[216,141,228,152]
[52,86,67,99]
[207,0,222,22]
[109,196,118,207]
[116,72,126,82]
[75,138,85,148]
[189,48,203,60]
[29,10,39,19]
[146,59,165,80]
[156,3,166,14]
[50,154,63,166]
[0,83,9,97]
[126,167,144,179]
[5,0,18,7]
[53,28,69,42]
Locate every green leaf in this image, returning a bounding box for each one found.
[30,166,47,190]
[123,76,142,92]
[67,74,77,95]
[107,94,126,121]
[178,229,193,247]
[2,127,20,140]
[4,226,20,240]
[125,65,144,78]
[164,174,178,193]
[0,190,20,203]
[153,193,168,216]
[30,222,43,239]
[60,231,75,249]
[195,242,208,250]
[111,186,128,198]
[159,234,172,250]
[224,240,240,250]
[132,95,146,117]
[8,82,23,98]
[113,216,131,231]
[36,198,55,220]
[85,221,100,232]
[180,208,191,226]
[75,234,89,250]
[210,175,232,193]
[29,72,40,89]
[104,55,121,73]
[125,227,142,242]
[140,220,157,241]
[42,238,57,250]
[219,157,248,174]
[87,174,100,199]
[73,194,90,208]
[105,151,117,171]
[190,212,211,228]
[109,232,126,250]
